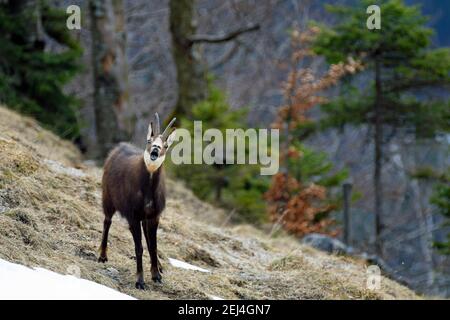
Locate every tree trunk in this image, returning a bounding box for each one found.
[374,56,383,256]
[413,141,436,293]
[169,0,207,118]
[90,0,130,159]
[343,183,353,246]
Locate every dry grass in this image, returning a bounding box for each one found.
[0,106,419,300]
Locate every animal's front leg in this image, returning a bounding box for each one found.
[130,221,145,289]
[143,216,162,283]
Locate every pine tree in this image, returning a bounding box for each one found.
[265,28,361,237]
[0,1,82,139]
[171,78,269,222]
[313,0,450,255]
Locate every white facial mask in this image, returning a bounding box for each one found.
[144,149,166,173]
[144,136,166,173]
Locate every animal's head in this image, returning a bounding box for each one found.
[144,113,177,173]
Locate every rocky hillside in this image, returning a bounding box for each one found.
[0,106,419,299]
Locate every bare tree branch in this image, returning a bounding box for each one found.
[209,42,239,70]
[188,23,260,44]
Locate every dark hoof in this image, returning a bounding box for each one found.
[98,256,108,263]
[152,273,162,283]
[135,281,146,290]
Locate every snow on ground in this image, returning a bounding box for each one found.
[0,259,135,300]
[168,258,210,273]
[208,295,224,300]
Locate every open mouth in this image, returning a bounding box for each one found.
[150,150,159,161]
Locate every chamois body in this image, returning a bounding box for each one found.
[98,114,177,289]
[102,142,166,224]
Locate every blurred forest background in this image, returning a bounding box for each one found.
[0,0,449,297]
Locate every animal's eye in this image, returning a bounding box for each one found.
[147,140,151,144]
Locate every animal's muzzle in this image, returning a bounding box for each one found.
[150,149,159,161]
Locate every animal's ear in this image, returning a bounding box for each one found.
[147,122,153,141]
[166,129,177,148]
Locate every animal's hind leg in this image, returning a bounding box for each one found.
[98,202,114,263]
[143,216,162,283]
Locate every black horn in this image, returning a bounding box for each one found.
[162,117,176,139]
[154,113,161,136]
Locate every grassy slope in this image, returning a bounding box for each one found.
[0,106,419,299]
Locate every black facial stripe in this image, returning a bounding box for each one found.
[153,145,162,150]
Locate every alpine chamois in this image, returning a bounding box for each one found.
[98,113,177,289]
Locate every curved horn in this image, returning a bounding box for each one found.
[162,117,176,139]
[154,113,161,136]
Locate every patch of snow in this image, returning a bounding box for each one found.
[0,259,135,300]
[44,159,86,178]
[208,294,224,300]
[168,258,210,273]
